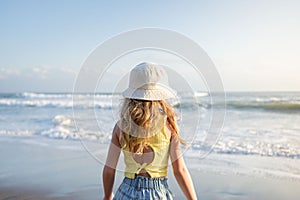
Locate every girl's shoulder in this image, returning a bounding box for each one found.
[113,122,121,135]
[111,122,122,147]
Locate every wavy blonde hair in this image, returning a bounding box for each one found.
[118,98,181,154]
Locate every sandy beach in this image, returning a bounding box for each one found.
[1,136,300,200]
[1,0,300,198]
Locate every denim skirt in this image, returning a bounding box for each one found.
[113,176,174,200]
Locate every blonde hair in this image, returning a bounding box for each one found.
[119,98,181,154]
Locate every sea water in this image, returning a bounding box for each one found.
[1,92,300,180]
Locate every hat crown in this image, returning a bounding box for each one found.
[128,62,169,89]
[122,62,176,100]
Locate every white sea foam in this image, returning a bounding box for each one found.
[194,92,208,97]
[0,97,116,108]
[0,130,36,137]
[0,92,300,160]
[34,114,108,141]
[53,115,73,126]
[210,140,300,158]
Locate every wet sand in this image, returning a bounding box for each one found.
[1,136,300,200]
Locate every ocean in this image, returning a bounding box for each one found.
[1,91,300,180]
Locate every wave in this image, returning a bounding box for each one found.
[0,114,108,141]
[2,126,299,159]
[0,92,118,109]
[172,102,210,109]
[0,99,115,109]
[21,92,73,99]
[192,140,300,159]
[20,92,116,99]
[226,101,300,112]
[1,92,300,112]
[52,115,73,127]
[171,100,300,112]
[0,129,36,137]
[167,92,300,112]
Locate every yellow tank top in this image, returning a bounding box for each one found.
[121,125,170,179]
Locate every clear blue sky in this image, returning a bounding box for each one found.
[0,0,299,92]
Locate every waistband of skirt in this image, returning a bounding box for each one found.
[122,176,169,189]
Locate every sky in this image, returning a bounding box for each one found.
[0,0,299,92]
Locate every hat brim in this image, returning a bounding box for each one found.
[122,86,176,101]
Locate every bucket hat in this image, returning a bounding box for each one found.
[122,62,176,100]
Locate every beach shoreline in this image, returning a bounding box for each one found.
[1,136,300,200]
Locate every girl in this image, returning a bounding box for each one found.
[102,62,197,200]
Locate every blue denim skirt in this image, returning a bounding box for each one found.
[113,176,174,200]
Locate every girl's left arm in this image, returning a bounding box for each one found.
[102,123,121,200]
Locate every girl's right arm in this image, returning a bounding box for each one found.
[102,124,121,200]
[169,131,197,200]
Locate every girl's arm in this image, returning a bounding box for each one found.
[169,131,197,200]
[102,124,121,200]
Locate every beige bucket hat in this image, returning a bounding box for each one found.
[122,62,177,100]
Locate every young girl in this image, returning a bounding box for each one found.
[102,62,197,200]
